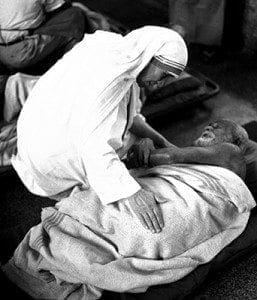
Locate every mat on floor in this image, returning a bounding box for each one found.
[141,67,220,121]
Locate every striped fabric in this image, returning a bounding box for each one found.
[152,55,185,77]
[152,29,188,77]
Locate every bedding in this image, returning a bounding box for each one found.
[141,69,220,120]
[2,164,255,299]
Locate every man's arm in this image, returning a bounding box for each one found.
[149,143,246,179]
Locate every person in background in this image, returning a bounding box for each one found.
[12,26,188,234]
[0,0,110,74]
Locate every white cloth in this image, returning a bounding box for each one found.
[12,26,188,204]
[0,0,65,44]
[4,73,40,122]
[2,164,255,299]
[154,36,188,77]
[0,73,39,168]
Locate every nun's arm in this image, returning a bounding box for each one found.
[129,114,177,149]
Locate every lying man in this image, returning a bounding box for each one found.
[127,119,256,184]
[2,119,256,299]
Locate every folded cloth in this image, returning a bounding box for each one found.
[0,74,9,119]
[2,164,255,299]
[4,73,39,122]
[0,122,17,167]
[0,73,39,169]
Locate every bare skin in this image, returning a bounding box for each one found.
[149,143,246,179]
[126,189,164,233]
[127,119,249,180]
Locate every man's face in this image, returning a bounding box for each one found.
[136,62,175,94]
[194,120,234,147]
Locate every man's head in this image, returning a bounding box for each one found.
[194,119,249,150]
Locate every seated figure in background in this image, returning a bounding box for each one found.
[0,0,111,74]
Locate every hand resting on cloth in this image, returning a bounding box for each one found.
[125,188,164,233]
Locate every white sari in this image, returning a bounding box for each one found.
[12,26,187,204]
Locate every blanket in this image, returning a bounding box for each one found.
[2,164,255,299]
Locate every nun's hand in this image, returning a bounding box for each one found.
[127,138,155,168]
[126,189,164,233]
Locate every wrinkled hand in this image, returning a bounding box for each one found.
[127,138,155,168]
[127,189,164,233]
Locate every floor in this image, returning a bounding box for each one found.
[1,0,257,299]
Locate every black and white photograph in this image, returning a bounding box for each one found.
[1,1,257,299]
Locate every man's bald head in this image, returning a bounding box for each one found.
[194,119,249,150]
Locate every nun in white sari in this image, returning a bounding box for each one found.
[12,26,188,233]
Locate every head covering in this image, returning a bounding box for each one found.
[152,35,188,77]
[152,41,187,77]
[113,26,188,79]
